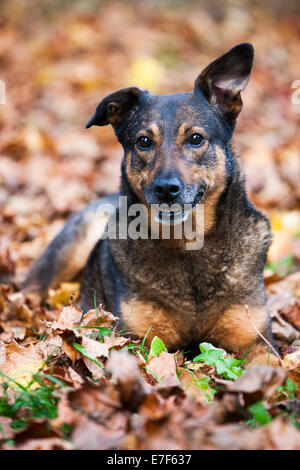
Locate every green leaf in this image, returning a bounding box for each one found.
[150,336,168,357]
[193,342,244,380]
[247,401,272,426]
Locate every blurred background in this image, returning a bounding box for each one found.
[0,0,299,283]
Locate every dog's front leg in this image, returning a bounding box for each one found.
[119,298,190,351]
[206,304,280,367]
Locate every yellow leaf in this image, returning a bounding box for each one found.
[126,57,164,92]
[0,342,43,389]
[47,282,80,308]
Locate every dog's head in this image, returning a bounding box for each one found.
[86,43,253,224]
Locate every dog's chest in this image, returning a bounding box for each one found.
[113,239,232,317]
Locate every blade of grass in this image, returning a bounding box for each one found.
[73,342,103,369]
[141,325,152,349]
[118,301,135,336]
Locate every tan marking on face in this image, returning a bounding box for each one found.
[176,124,208,149]
[125,151,150,203]
[133,123,162,168]
[120,299,190,350]
[177,123,189,142]
[136,122,162,147]
[148,122,162,145]
[191,144,227,234]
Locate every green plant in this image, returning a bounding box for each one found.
[193,342,245,380]
[178,368,216,403]
[246,401,272,427]
[149,336,167,357]
[276,378,297,401]
[0,371,64,436]
[73,291,114,342]
[125,325,152,362]
[74,325,112,342]
[73,342,104,368]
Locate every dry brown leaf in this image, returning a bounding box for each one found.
[0,341,43,387]
[71,415,125,450]
[62,338,80,362]
[267,272,300,345]
[36,334,63,360]
[283,346,300,383]
[280,300,300,331]
[223,366,286,398]
[14,438,74,450]
[44,304,82,333]
[0,417,14,440]
[106,350,150,411]
[262,418,300,450]
[178,368,213,404]
[68,381,128,449]
[103,333,128,350]
[73,336,108,379]
[50,399,80,429]
[81,335,109,358]
[147,351,179,383]
[82,307,117,329]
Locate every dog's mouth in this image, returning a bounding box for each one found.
[154,208,189,225]
[153,188,206,226]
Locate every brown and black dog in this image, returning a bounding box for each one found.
[23,43,279,366]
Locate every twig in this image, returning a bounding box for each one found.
[244,305,283,365]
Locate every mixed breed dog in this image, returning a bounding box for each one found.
[23,43,279,366]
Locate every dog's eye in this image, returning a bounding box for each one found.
[187,133,204,147]
[136,135,153,149]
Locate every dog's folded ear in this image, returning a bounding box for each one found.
[194,43,254,120]
[86,87,146,129]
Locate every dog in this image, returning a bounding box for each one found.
[23,43,279,366]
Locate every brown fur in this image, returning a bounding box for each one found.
[120,299,190,350]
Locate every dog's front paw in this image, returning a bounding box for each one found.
[245,346,281,367]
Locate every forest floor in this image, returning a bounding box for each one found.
[0,0,300,449]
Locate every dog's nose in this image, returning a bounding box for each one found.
[153,177,182,202]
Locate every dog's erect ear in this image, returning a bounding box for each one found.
[194,43,254,120]
[86,87,146,129]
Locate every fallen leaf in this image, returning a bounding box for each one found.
[82,307,117,329]
[147,351,179,384]
[15,438,74,450]
[280,300,300,331]
[179,368,215,404]
[283,347,300,383]
[44,304,82,333]
[47,282,80,308]
[0,417,14,440]
[0,341,44,388]
[224,366,286,398]
[106,350,150,411]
